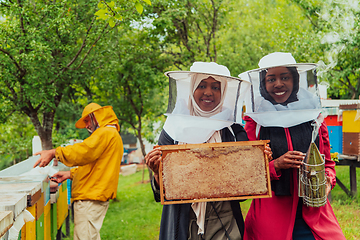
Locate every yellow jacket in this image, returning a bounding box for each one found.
[55,106,123,202]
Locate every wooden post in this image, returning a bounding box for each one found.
[65,213,70,237]
[335,155,360,196]
[335,177,352,196]
[56,226,62,240]
[350,164,357,196]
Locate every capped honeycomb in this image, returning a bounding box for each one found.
[162,145,268,200]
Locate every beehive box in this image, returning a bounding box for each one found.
[342,111,360,133]
[324,115,342,126]
[339,104,360,133]
[0,180,42,207]
[343,132,360,155]
[56,182,68,230]
[159,140,271,205]
[0,211,13,238]
[43,201,51,240]
[21,204,36,240]
[328,126,343,153]
[0,193,28,219]
[339,104,360,155]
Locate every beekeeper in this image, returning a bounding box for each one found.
[145,62,253,240]
[239,52,345,240]
[33,103,123,240]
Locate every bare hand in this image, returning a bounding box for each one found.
[264,144,273,161]
[51,171,71,183]
[33,149,56,168]
[145,147,162,183]
[273,151,305,173]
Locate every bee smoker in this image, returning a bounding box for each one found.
[298,142,327,207]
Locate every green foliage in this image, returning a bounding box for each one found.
[291,0,360,99]
[2,0,360,161]
[0,0,112,148]
[90,19,171,149]
[146,0,231,68]
[53,100,90,142]
[218,0,316,75]
[0,0,154,150]
[52,127,84,148]
[95,0,152,27]
[0,109,87,170]
[0,114,36,170]
[146,0,317,75]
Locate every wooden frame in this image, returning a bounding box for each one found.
[159,140,271,205]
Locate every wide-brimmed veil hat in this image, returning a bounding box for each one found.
[165,61,246,83]
[239,52,322,128]
[247,52,317,73]
[163,62,251,144]
[75,103,105,128]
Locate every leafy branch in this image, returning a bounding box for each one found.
[95,0,151,27]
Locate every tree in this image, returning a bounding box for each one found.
[291,0,360,99]
[0,0,114,149]
[85,22,170,182]
[216,0,317,75]
[148,0,316,75]
[149,0,229,69]
[92,21,170,158]
[0,0,152,151]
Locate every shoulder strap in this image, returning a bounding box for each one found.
[227,126,236,142]
[229,124,248,142]
[256,123,261,139]
[210,202,232,240]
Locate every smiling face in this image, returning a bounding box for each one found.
[264,67,294,104]
[193,77,221,111]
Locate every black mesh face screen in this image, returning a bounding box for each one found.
[166,76,177,114]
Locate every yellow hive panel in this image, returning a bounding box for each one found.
[342,110,360,133]
[57,184,68,230]
[44,202,51,240]
[22,205,36,240]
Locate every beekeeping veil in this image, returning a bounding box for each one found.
[239,52,322,128]
[163,62,251,144]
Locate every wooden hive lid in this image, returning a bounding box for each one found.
[339,103,360,110]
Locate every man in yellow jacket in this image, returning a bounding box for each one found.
[33,103,124,240]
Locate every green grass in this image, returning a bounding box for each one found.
[100,168,162,240]
[329,166,360,239]
[331,166,360,201]
[63,167,162,240]
[62,166,359,240]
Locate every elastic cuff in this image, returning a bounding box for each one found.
[269,160,281,180]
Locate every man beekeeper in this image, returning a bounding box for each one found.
[33,103,123,240]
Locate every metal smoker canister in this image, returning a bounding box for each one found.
[298,142,327,207]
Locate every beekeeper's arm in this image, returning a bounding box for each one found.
[55,127,111,167]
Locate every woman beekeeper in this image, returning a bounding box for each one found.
[145,61,252,240]
[239,52,345,240]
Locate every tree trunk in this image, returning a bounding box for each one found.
[28,109,55,150]
[137,130,153,183]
